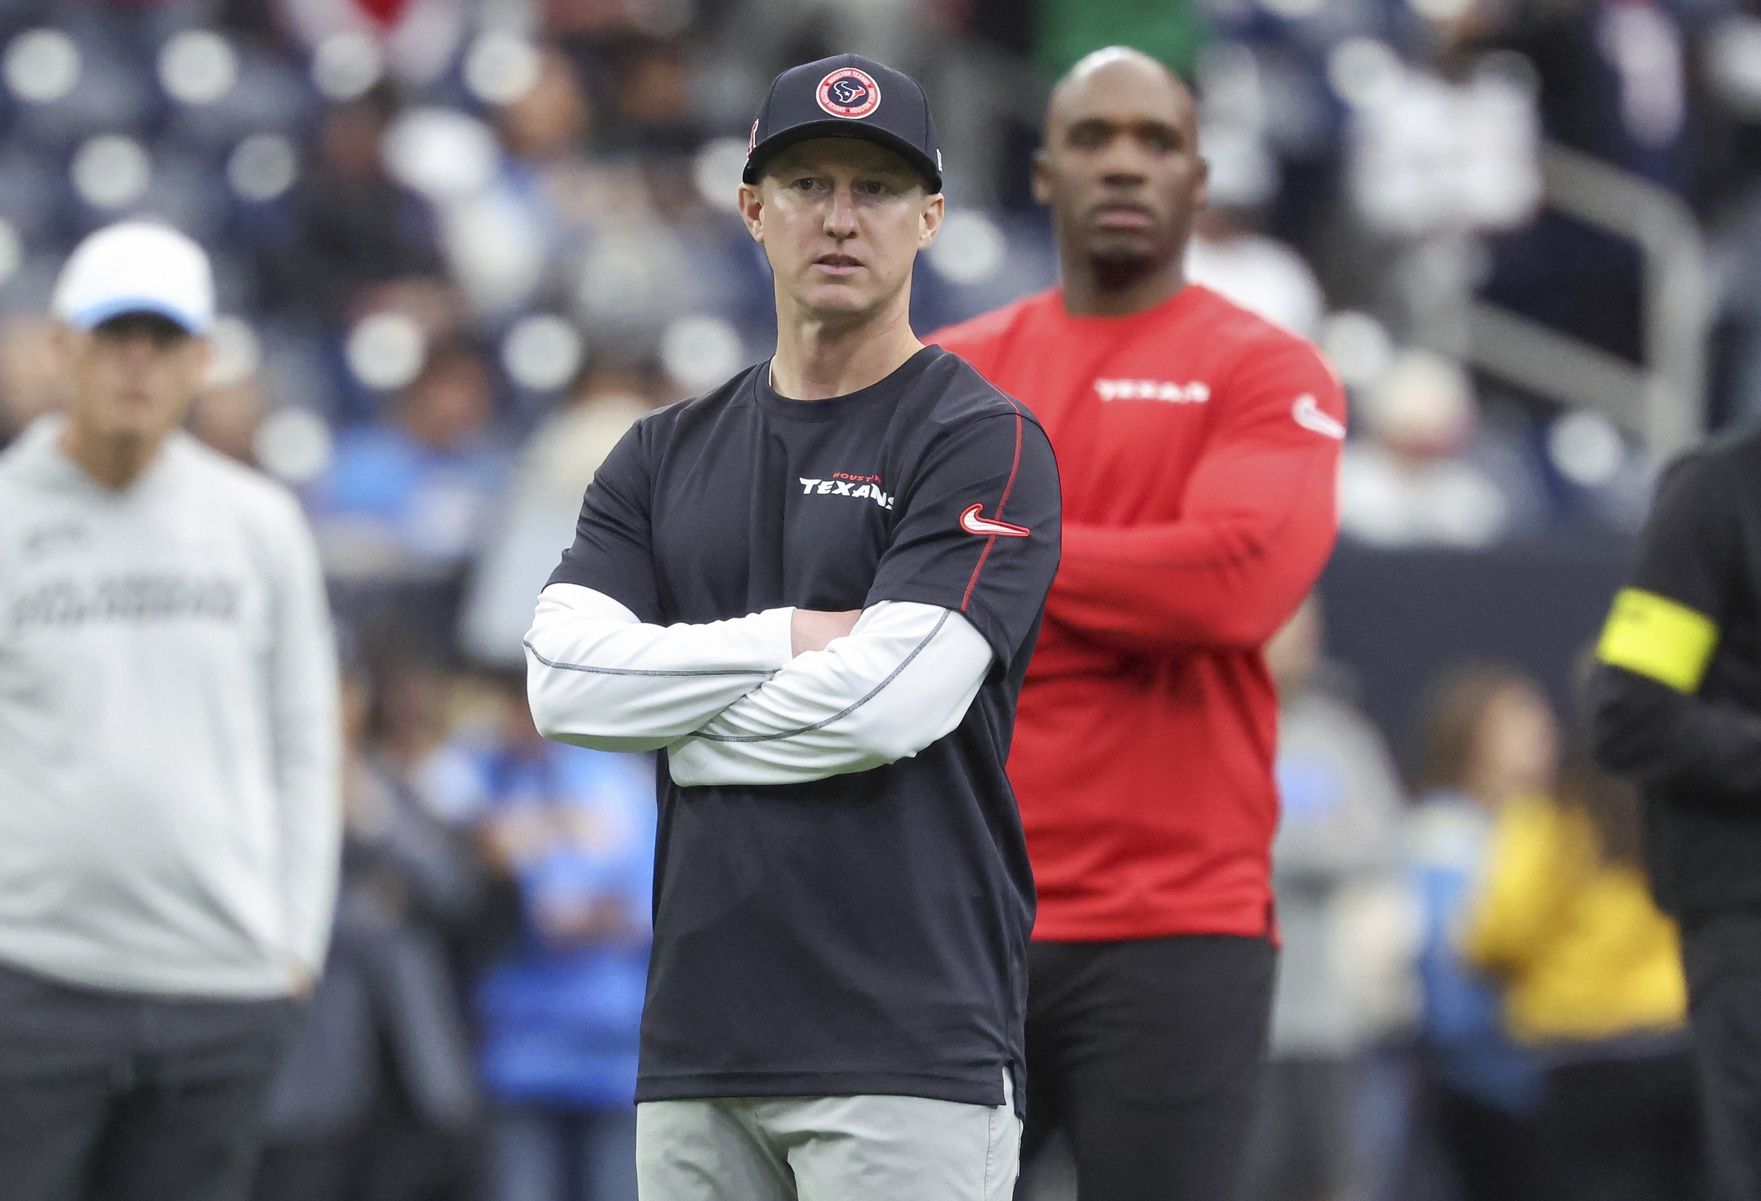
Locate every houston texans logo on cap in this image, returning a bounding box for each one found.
[817,67,881,119]
[743,55,941,192]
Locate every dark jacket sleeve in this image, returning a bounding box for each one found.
[1588,451,1761,797]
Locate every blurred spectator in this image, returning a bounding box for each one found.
[1324,10,1541,342]
[190,376,271,467]
[1537,407,1658,534]
[272,87,445,326]
[499,50,596,169]
[1344,26,1543,240]
[1238,596,1407,1201]
[1401,666,1557,1201]
[690,0,933,94]
[462,674,654,1201]
[600,37,700,157]
[273,0,466,88]
[256,664,485,1201]
[1469,0,1699,362]
[1187,126,1326,337]
[448,49,597,320]
[1468,0,1695,197]
[544,0,704,44]
[309,339,510,581]
[0,316,62,449]
[1338,350,1547,547]
[1704,16,1761,424]
[560,164,748,354]
[1713,184,1761,423]
[1588,417,1761,1201]
[0,223,339,1201]
[458,358,654,669]
[1461,747,1701,1201]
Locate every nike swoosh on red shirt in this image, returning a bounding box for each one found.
[1292,393,1345,440]
[959,503,1030,538]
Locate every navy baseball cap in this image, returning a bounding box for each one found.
[743,54,943,193]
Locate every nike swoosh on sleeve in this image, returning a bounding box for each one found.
[959,503,1031,538]
[1292,393,1346,440]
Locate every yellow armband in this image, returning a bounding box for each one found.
[1596,587,1719,694]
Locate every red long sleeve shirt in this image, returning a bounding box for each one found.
[931,284,1345,940]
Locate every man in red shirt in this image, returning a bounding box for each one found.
[932,47,1345,1201]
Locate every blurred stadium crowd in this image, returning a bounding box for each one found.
[2,0,1760,1198]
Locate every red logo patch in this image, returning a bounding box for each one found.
[816,67,881,119]
[959,504,1030,539]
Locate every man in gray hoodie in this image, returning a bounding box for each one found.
[0,221,342,1201]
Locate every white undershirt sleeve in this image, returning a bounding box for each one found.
[524,582,795,752]
[665,600,994,787]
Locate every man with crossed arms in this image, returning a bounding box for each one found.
[524,53,1060,1201]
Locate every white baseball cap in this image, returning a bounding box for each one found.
[51,221,216,335]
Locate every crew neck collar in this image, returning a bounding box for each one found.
[756,346,939,421]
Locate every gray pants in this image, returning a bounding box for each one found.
[0,958,299,1201]
[635,1075,1020,1201]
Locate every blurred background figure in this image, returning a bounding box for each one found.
[190,375,272,466]
[1400,667,1559,1201]
[311,339,509,584]
[271,86,445,334]
[1587,415,1761,1201]
[456,47,595,322]
[1339,4,1543,340]
[1462,0,1697,364]
[1187,127,1325,337]
[0,316,61,450]
[1338,350,1546,549]
[255,663,486,1201]
[457,358,657,670]
[1238,596,1408,1201]
[462,674,655,1201]
[1461,742,1700,1201]
[0,222,340,1201]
